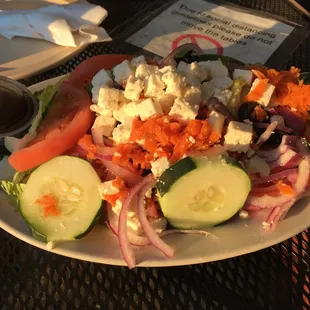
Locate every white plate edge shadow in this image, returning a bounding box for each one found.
[0,75,310,268]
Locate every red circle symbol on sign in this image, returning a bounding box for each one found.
[172,34,224,55]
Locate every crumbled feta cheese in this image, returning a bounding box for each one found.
[262,221,270,227]
[224,121,253,153]
[250,78,275,107]
[124,75,144,101]
[151,156,170,178]
[46,241,56,251]
[169,98,199,122]
[98,180,119,197]
[183,86,202,106]
[138,98,163,121]
[136,139,145,146]
[90,87,120,116]
[233,69,253,85]
[113,101,140,123]
[144,72,165,98]
[131,55,147,67]
[239,210,249,219]
[154,93,175,114]
[176,61,188,75]
[145,188,153,198]
[186,76,202,89]
[162,71,186,97]
[113,198,137,219]
[247,155,270,177]
[208,111,225,136]
[113,60,135,85]
[114,152,121,157]
[112,122,132,144]
[201,82,216,102]
[159,65,176,74]
[92,115,116,137]
[118,90,131,105]
[91,69,113,103]
[185,61,208,83]
[213,89,233,106]
[199,60,229,78]
[188,136,196,144]
[210,76,233,90]
[135,64,159,80]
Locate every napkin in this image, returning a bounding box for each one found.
[0,3,111,47]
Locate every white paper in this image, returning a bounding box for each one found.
[0,3,111,47]
[127,0,294,64]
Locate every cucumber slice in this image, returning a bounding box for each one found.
[157,156,251,229]
[20,156,102,242]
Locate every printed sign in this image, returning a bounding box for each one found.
[127,0,294,64]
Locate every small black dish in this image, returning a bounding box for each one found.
[0,76,39,139]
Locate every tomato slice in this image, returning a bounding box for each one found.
[8,82,94,172]
[66,54,133,88]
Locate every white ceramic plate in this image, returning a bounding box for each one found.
[0,0,86,80]
[0,76,310,267]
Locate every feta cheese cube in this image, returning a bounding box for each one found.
[118,90,131,105]
[92,115,116,137]
[159,65,176,74]
[169,98,199,122]
[224,121,253,153]
[162,71,186,97]
[185,61,208,83]
[98,180,119,197]
[183,86,202,106]
[154,93,175,114]
[131,55,146,67]
[177,61,188,75]
[144,73,165,98]
[201,82,216,102]
[250,78,275,107]
[135,64,159,80]
[113,60,135,85]
[90,87,120,116]
[112,122,132,144]
[208,111,225,136]
[233,69,253,85]
[151,156,170,178]
[91,70,113,103]
[138,98,163,121]
[124,75,144,101]
[113,101,140,123]
[210,76,233,90]
[199,60,228,78]
[213,89,232,106]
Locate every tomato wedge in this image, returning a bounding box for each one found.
[66,54,133,88]
[8,82,94,172]
[8,54,145,172]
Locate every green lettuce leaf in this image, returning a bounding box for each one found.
[1,180,26,208]
[227,77,247,119]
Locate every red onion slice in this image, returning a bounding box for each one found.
[251,184,278,194]
[256,121,278,147]
[99,158,142,186]
[254,122,293,134]
[246,193,295,208]
[118,174,155,268]
[252,168,298,185]
[269,149,303,170]
[257,145,295,163]
[137,178,175,258]
[275,106,306,136]
[91,127,105,145]
[243,205,261,211]
[294,157,310,194]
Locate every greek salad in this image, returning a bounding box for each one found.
[1,44,310,269]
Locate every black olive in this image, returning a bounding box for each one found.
[238,101,259,121]
[253,127,284,146]
[175,50,200,64]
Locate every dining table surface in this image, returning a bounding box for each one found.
[1,0,310,309]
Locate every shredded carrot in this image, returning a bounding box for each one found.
[243,78,269,102]
[104,177,129,206]
[35,194,60,217]
[252,105,267,122]
[78,134,98,160]
[112,116,220,171]
[276,180,296,196]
